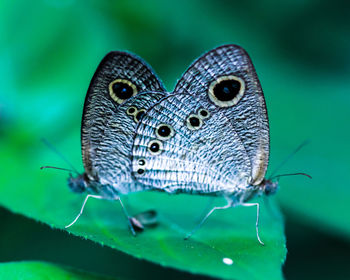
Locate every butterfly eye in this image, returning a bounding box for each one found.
[156,124,174,140]
[134,109,146,123]
[208,75,245,107]
[198,108,210,119]
[126,106,137,115]
[186,114,202,130]
[109,79,138,104]
[148,140,163,155]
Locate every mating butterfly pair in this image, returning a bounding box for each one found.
[66,44,278,244]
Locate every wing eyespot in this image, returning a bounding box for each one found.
[148,139,163,155]
[155,124,174,140]
[126,106,137,116]
[138,158,146,166]
[109,79,138,104]
[137,168,145,175]
[186,114,202,130]
[134,158,147,176]
[197,108,210,119]
[134,109,146,123]
[208,75,245,107]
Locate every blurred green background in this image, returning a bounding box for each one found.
[1,0,350,279]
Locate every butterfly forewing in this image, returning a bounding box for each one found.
[81,51,167,192]
[174,45,269,185]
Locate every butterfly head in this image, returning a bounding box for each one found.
[67,173,89,193]
[260,179,279,196]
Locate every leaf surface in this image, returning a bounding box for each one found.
[0,261,115,280]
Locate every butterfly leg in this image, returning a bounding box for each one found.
[241,202,264,245]
[116,196,136,236]
[65,194,137,235]
[65,194,103,228]
[194,197,216,224]
[184,201,232,240]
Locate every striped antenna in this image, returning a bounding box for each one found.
[268,140,310,179]
[41,138,79,175]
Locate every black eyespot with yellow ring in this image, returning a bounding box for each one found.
[109,79,138,104]
[186,114,202,130]
[208,75,245,107]
[134,109,146,123]
[126,106,137,116]
[155,124,174,140]
[148,139,163,155]
[197,108,210,119]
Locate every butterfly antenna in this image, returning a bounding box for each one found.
[41,138,79,174]
[268,140,309,179]
[269,172,312,181]
[40,166,77,174]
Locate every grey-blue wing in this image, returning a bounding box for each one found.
[131,93,252,195]
[81,51,166,193]
[174,44,269,185]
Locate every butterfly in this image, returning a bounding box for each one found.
[66,44,278,245]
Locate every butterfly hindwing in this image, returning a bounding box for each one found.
[81,51,166,193]
[131,45,269,196]
[131,92,252,194]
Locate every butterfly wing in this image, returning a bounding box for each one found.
[81,51,166,193]
[131,92,252,195]
[174,44,269,185]
[131,45,269,196]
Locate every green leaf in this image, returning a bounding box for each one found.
[0,261,115,280]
